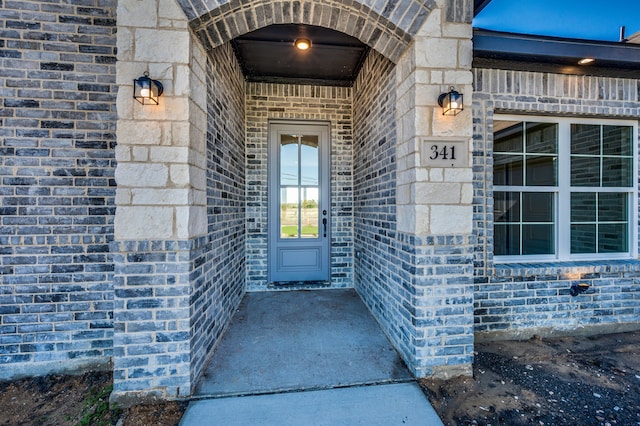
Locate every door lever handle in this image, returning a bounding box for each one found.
[322,218,327,238]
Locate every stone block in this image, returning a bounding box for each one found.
[131,188,189,205]
[114,207,173,239]
[430,205,472,234]
[135,29,190,64]
[115,163,168,188]
[415,38,458,68]
[117,0,158,28]
[414,182,461,204]
[117,120,162,146]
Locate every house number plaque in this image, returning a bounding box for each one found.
[421,139,468,168]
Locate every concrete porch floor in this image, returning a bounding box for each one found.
[194,288,413,397]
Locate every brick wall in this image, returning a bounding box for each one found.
[181,0,437,63]
[0,0,117,379]
[190,42,245,384]
[353,50,403,359]
[473,68,640,339]
[245,83,353,290]
[355,51,475,377]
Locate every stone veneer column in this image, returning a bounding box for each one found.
[394,1,475,378]
[111,0,206,403]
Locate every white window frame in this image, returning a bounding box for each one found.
[493,114,638,263]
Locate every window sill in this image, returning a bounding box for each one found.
[493,259,640,278]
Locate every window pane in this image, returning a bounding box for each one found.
[526,122,557,154]
[522,224,554,255]
[602,157,632,187]
[571,156,600,186]
[599,224,627,253]
[526,155,556,186]
[494,155,523,186]
[571,124,600,155]
[494,121,523,152]
[494,192,520,223]
[495,224,520,256]
[598,193,627,222]
[571,224,596,253]
[603,126,632,156]
[571,193,596,222]
[522,192,553,222]
[281,188,299,238]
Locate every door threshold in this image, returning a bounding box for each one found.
[268,280,331,290]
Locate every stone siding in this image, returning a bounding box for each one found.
[472,68,640,339]
[245,83,353,290]
[0,0,117,379]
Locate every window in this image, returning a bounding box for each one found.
[493,116,637,261]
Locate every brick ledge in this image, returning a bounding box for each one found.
[492,259,640,277]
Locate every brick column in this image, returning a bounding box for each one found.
[111,0,206,403]
[394,5,475,378]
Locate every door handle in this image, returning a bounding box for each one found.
[322,218,327,238]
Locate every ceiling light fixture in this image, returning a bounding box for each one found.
[294,38,311,51]
[578,58,595,65]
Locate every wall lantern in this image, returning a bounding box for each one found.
[133,71,163,105]
[437,86,464,116]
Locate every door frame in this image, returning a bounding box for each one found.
[267,120,332,283]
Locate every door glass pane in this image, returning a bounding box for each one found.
[300,135,319,238]
[281,188,299,238]
[300,187,319,238]
[300,136,319,186]
[280,134,298,186]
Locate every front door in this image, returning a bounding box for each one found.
[268,121,331,283]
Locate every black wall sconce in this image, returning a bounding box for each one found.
[437,86,464,116]
[570,282,590,297]
[133,71,163,105]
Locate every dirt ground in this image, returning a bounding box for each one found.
[421,330,640,426]
[0,371,185,426]
[0,331,638,425]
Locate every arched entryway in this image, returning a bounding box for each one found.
[112,0,475,404]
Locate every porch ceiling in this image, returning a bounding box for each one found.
[230,24,369,87]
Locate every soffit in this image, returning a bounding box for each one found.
[231,24,369,87]
[473,29,640,78]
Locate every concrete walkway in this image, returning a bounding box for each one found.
[180,382,443,425]
[180,289,443,425]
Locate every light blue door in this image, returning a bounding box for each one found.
[268,121,331,283]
